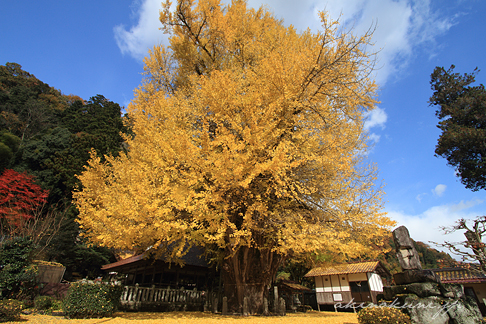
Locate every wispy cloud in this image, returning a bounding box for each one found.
[308,0,454,85]
[115,0,454,85]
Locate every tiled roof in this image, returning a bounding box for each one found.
[279,281,312,292]
[101,254,144,270]
[432,267,486,284]
[304,261,385,277]
[101,246,208,271]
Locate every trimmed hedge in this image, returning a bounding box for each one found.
[0,299,23,322]
[62,282,122,318]
[0,237,39,299]
[34,295,53,311]
[358,306,411,324]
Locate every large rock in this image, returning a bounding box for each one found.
[395,295,450,324]
[387,226,484,323]
[393,226,423,271]
[445,296,483,324]
[439,283,464,299]
[385,288,484,324]
[394,269,440,285]
[384,282,441,300]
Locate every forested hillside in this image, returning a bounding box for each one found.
[0,62,127,279]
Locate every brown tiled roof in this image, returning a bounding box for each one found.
[304,261,387,277]
[101,254,144,270]
[101,246,208,271]
[432,267,486,284]
[279,281,312,292]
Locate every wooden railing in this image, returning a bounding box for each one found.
[120,284,207,310]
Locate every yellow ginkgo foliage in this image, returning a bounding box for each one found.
[74,0,394,313]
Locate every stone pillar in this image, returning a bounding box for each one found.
[263,297,269,316]
[273,286,279,314]
[222,296,228,315]
[393,225,422,270]
[203,293,209,312]
[213,296,218,313]
[243,296,249,316]
[278,297,286,316]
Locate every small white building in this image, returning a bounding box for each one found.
[304,261,390,308]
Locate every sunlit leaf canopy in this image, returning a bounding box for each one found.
[75,0,394,264]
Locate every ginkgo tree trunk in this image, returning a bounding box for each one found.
[74,0,394,314]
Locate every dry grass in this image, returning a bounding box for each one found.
[10,311,358,324]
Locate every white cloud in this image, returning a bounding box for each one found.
[114,0,169,61]
[317,0,453,85]
[364,107,387,130]
[115,0,453,84]
[387,198,484,258]
[432,184,447,197]
[364,107,387,143]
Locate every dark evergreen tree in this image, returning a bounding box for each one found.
[430,65,486,191]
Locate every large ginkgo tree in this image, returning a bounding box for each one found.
[74,0,394,313]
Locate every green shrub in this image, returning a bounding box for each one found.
[0,237,39,299]
[51,299,63,311]
[0,299,23,322]
[358,306,411,324]
[62,282,122,318]
[34,295,53,311]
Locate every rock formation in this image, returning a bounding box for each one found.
[381,226,483,324]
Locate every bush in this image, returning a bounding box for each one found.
[62,282,122,318]
[0,299,23,322]
[0,237,38,299]
[34,295,53,311]
[358,306,411,324]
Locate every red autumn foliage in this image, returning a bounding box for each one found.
[0,169,48,233]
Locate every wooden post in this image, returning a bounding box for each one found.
[204,292,210,312]
[132,269,137,285]
[149,285,155,302]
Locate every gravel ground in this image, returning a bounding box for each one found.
[9,311,359,324]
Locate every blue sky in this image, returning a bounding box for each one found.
[2,0,485,256]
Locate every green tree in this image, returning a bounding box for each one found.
[0,63,65,141]
[429,65,486,191]
[59,94,126,161]
[20,95,126,202]
[0,131,21,172]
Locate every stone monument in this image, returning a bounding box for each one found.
[392,226,440,285]
[382,226,483,324]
